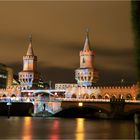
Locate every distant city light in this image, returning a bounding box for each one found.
[0,74,7,79]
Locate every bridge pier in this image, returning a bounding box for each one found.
[110,99,125,118]
[32,99,62,116]
[134,114,140,139]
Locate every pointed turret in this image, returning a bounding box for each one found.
[19,34,40,90]
[75,30,99,87]
[26,34,34,56]
[83,29,91,51]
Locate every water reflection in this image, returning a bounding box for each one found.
[22,117,32,140]
[76,118,85,140]
[50,119,60,140]
[0,117,134,139]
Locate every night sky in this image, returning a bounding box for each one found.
[0,1,137,85]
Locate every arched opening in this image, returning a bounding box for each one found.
[111,95,116,100]
[136,93,140,100]
[90,94,96,99]
[83,94,89,99]
[118,94,124,99]
[98,95,102,99]
[126,94,133,100]
[72,94,77,98]
[11,94,16,97]
[104,95,109,99]
[2,94,6,97]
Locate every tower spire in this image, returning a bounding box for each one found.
[29,34,32,43]
[83,28,91,51]
[26,34,34,56]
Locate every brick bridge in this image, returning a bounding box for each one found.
[50,99,140,117]
[1,94,140,118]
[19,89,140,117]
[30,97,140,118]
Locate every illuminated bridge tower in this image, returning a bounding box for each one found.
[18,35,40,90]
[75,31,99,87]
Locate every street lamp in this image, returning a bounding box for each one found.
[121,79,124,87]
[7,100,12,118]
[49,80,52,89]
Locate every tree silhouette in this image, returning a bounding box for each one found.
[131,1,140,81]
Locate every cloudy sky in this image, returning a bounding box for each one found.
[0,1,137,85]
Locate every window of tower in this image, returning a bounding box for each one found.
[82,57,85,63]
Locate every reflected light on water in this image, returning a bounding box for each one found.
[76,118,85,140]
[50,119,60,140]
[22,117,32,140]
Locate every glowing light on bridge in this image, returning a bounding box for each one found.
[78,102,83,107]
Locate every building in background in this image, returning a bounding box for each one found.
[0,63,13,88]
[18,35,40,90]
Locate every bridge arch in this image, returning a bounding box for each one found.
[54,105,110,118]
[32,91,54,96]
[124,109,140,118]
[124,103,140,118]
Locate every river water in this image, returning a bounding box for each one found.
[0,117,134,139]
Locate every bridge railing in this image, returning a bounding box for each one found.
[0,97,36,103]
[1,97,140,103]
[0,97,62,103]
[125,100,140,103]
[55,98,111,102]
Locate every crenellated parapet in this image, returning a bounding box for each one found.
[64,84,138,100]
[0,85,21,97]
[80,50,94,56]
